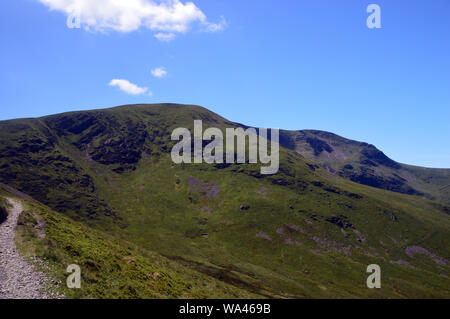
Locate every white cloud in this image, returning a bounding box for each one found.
[38,0,226,37]
[154,32,176,42]
[204,16,227,32]
[109,79,150,95]
[151,67,167,78]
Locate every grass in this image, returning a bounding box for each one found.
[98,155,449,298]
[9,195,260,299]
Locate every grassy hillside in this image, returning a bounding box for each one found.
[0,191,259,298]
[0,104,448,298]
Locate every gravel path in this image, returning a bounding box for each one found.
[0,198,51,299]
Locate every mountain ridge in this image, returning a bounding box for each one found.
[0,103,448,298]
[276,129,450,204]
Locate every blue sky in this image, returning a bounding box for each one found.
[0,0,449,168]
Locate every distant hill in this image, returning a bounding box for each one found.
[0,104,448,298]
[279,130,450,204]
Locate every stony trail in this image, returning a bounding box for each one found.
[0,198,51,299]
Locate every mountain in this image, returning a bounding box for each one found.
[277,130,450,204]
[0,104,449,298]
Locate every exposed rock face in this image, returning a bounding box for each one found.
[360,145,401,169]
[0,119,122,222]
[306,137,333,156]
[43,114,154,172]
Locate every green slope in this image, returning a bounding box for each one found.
[0,188,259,299]
[0,104,448,298]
